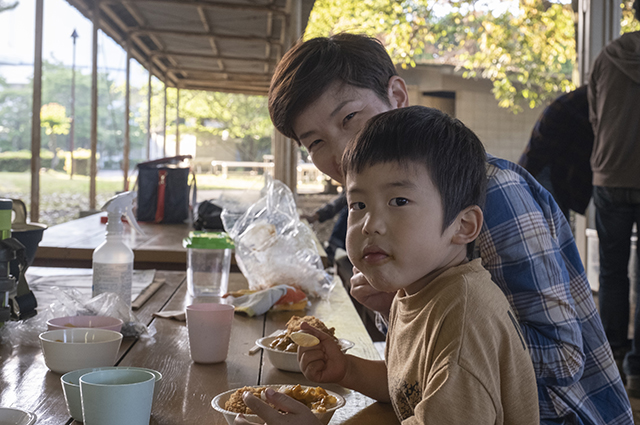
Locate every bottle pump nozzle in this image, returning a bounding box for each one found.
[102,191,145,235]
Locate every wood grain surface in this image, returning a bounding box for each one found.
[1,271,397,424]
[34,213,328,270]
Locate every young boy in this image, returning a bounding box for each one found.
[266,33,632,424]
[238,106,540,425]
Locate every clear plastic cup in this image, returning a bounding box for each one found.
[183,231,234,297]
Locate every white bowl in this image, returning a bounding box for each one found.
[61,366,162,423]
[39,328,123,374]
[0,407,36,425]
[255,335,355,373]
[211,385,345,425]
[47,315,124,332]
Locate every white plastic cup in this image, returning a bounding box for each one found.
[186,303,234,363]
[80,369,155,425]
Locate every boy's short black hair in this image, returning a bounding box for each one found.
[343,106,487,232]
[635,0,639,21]
[268,33,398,144]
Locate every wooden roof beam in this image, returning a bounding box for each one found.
[113,0,286,15]
[150,50,275,65]
[132,28,282,46]
[196,5,225,72]
[164,67,272,80]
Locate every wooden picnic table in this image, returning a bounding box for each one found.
[33,213,328,270]
[0,269,398,424]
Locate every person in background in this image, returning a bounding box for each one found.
[518,85,593,221]
[301,192,347,264]
[267,33,632,423]
[238,105,540,425]
[588,0,640,397]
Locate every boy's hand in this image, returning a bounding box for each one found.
[297,322,348,384]
[234,388,322,425]
[350,267,395,318]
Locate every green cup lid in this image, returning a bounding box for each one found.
[183,231,235,250]
[0,199,12,210]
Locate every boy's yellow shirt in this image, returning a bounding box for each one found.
[386,258,539,424]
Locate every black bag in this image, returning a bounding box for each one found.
[193,200,224,231]
[134,155,196,224]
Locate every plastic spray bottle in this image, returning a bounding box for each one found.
[92,191,144,308]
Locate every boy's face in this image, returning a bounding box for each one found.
[346,161,468,295]
[292,81,395,184]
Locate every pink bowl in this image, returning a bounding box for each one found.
[47,316,124,332]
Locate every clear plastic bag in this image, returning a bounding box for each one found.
[0,286,148,347]
[222,177,334,298]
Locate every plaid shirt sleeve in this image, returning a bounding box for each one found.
[480,156,632,424]
[480,156,585,386]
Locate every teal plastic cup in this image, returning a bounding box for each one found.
[80,369,155,425]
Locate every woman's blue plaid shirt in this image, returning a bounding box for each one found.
[481,155,632,425]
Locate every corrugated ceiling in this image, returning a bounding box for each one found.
[65,0,315,95]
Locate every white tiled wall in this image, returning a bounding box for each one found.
[455,91,545,163]
[399,65,548,164]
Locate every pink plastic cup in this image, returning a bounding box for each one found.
[185,303,234,363]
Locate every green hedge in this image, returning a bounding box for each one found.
[0,149,98,174]
[63,149,96,176]
[0,150,65,172]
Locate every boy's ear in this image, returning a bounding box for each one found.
[451,205,483,246]
[387,76,410,108]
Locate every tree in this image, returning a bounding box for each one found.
[622,0,640,33]
[305,0,631,112]
[0,76,32,152]
[142,83,272,162]
[40,102,70,169]
[0,60,147,168]
[0,0,18,13]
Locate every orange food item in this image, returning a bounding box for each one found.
[224,384,337,414]
[269,316,336,352]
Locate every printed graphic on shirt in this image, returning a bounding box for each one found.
[389,378,422,420]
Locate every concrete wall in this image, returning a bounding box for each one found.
[398,64,547,164]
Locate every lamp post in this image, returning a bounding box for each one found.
[69,29,78,179]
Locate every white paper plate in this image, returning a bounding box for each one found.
[0,407,37,425]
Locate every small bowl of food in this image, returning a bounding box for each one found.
[211,384,345,425]
[39,328,123,374]
[47,315,124,332]
[255,316,355,373]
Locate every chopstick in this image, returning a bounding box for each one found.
[132,279,165,310]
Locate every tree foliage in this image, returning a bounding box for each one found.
[622,0,640,33]
[41,102,70,136]
[0,61,146,167]
[306,0,638,112]
[143,83,272,161]
[0,0,18,13]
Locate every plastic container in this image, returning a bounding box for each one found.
[182,231,234,297]
[92,192,143,308]
[0,199,11,241]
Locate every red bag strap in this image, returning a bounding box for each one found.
[155,169,167,223]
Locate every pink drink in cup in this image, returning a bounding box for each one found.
[186,303,234,363]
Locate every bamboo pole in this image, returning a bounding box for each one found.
[124,39,131,191]
[146,63,152,160]
[175,88,180,156]
[89,1,99,211]
[70,29,78,180]
[163,83,167,157]
[29,0,44,223]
